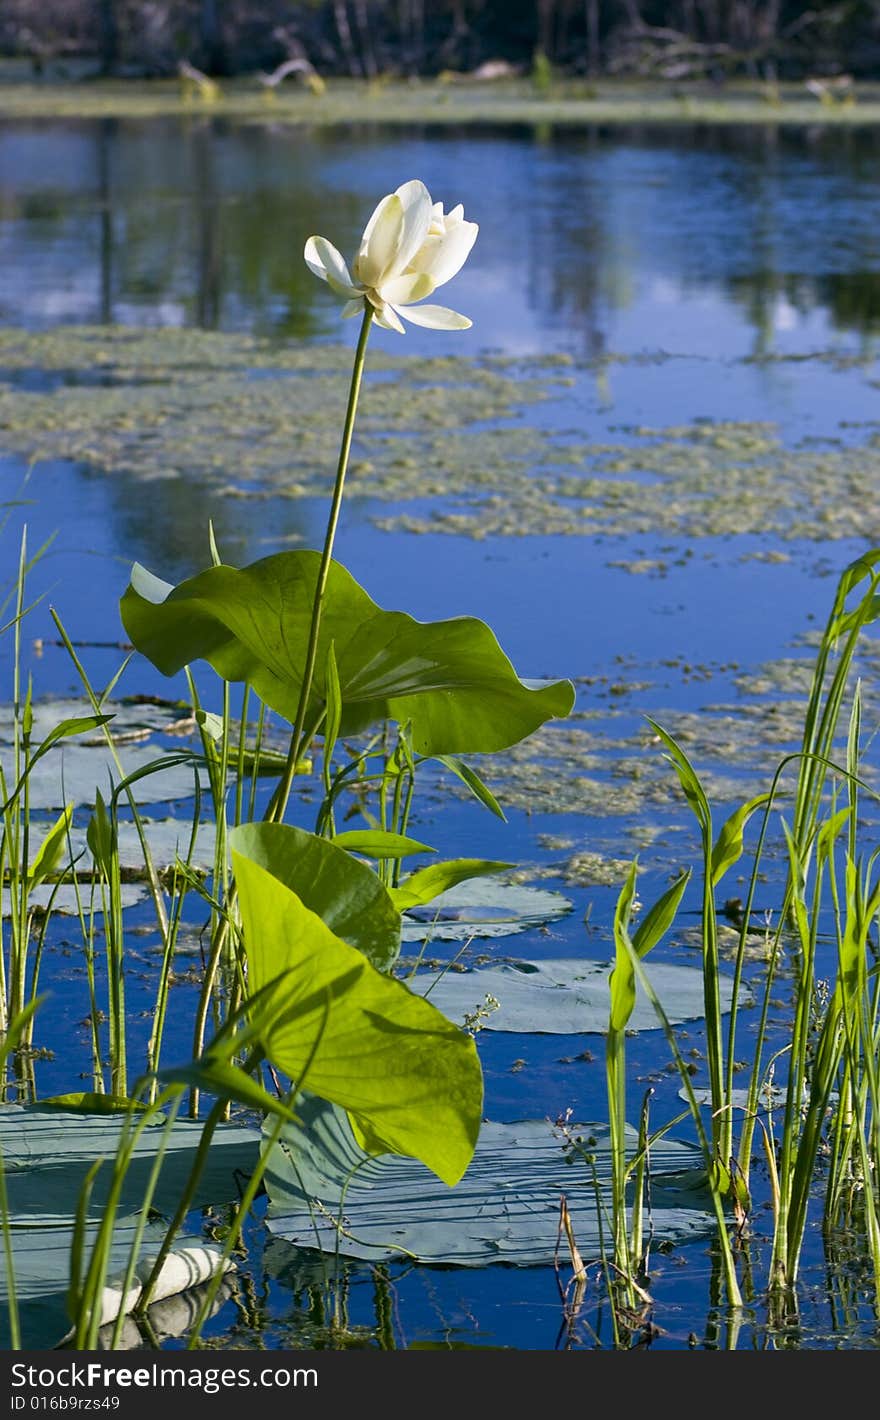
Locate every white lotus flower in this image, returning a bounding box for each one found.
[304,179,478,333]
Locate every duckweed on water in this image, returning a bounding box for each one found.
[447,647,879,831]
[2,327,880,551]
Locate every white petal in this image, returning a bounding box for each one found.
[378,271,435,306]
[406,220,478,288]
[366,291,405,331]
[303,236,360,298]
[447,203,464,223]
[355,193,405,288]
[400,303,472,331]
[372,302,406,334]
[341,298,365,319]
[393,180,434,276]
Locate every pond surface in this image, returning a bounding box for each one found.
[1,114,880,1351]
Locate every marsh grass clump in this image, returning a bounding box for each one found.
[593,549,880,1330]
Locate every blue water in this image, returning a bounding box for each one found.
[2,116,880,1349]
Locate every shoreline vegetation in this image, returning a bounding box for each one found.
[2,73,880,126]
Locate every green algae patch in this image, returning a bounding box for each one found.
[442,643,880,834]
[373,416,880,546]
[514,848,635,888]
[3,328,879,552]
[0,326,558,497]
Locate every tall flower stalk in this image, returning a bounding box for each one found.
[265,305,374,823]
[268,178,478,824]
[186,179,478,1102]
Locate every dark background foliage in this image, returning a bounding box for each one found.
[1,1,877,82]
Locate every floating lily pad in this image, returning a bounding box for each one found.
[263,1095,711,1267]
[0,696,207,811]
[0,700,194,744]
[1,883,147,917]
[406,955,735,1034]
[14,744,207,812]
[67,818,220,875]
[0,1104,259,1347]
[401,879,572,943]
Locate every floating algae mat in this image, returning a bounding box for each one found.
[2,327,880,549]
[0,327,559,497]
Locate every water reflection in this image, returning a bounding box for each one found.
[1,119,880,354]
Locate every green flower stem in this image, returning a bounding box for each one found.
[267,303,374,825]
[188,305,373,1117]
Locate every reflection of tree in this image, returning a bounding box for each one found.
[5,115,880,354]
[818,273,880,342]
[521,128,621,360]
[75,457,308,586]
[97,118,114,322]
[193,123,222,328]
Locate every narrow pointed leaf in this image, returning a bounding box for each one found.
[632,869,691,958]
[434,755,506,820]
[27,804,75,889]
[391,858,514,913]
[331,830,436,861]
[711,794,771,886]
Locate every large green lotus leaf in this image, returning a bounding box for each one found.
[231,821,400,973]
[120,552,575,755]
[401,879,572,943]
[408,956,737,1034]
[231,831,482,1186]
[0,1104,259,1347]
[263,1094,711,1267]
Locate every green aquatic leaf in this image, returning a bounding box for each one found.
[711,794,771,886]
[231,821,401,973]
[391,858,513,913]
[433,755,506,821]
[231,825,482,1186]
[120,552,575,755]
[27,804,74,889]
[263,1095,711,1267]
[332,830,436,861]
[36,1093,147,1114]
[609,861,640,1034]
